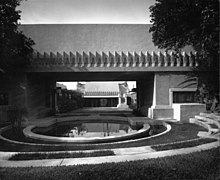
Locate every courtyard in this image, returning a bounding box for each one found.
[0,107,219,179]
[0,0,219,179]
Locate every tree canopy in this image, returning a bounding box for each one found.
[149,0,219,103]
[0,0,34,73]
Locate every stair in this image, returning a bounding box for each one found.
[199,113,220,122]
[194,115,220,129]
[189,113,220,135]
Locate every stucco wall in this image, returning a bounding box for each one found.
[137,75,154,116]
[0,75,27,107]
[0,74,27,123]
[149,72,198,120]
[26,77,51,119]
[153,72,197,107]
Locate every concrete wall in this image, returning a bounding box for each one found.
[0,71,200,123]
[20,24,193,53]
[149,72,197,120]
[173,103,206,122]
[153,73,197,106]
[20,24,160,53]
[0,74,54,123]
[0,71,199,123]
[26,76,54,119]
[137,75,154,116]
[0,74,27,123]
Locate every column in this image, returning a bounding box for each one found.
[117,94,121,107]
[137,75,154,117]
[26,77,52,119]
[148,73,173,120]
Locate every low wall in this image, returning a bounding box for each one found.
[148,105,173,120]
[173,103,206,122]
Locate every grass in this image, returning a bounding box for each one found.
[0,123,207,152]
[9,150,115,161]
[152,138,217,151]
[0,148,219,180]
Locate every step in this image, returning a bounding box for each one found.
[189,118,195,123]
[193,118,220,134]
[195,115,220,129]
[190,118,211,130]
[197,131,210,137]
[209,128,219,133]
[209,123,219,129]
[200,113,220,121]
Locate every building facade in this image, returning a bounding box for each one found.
[0,24,205,123]
[77,82,129,108]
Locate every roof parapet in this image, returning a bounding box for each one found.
[31,51,198,68]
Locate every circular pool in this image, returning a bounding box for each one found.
[23,119,151,143]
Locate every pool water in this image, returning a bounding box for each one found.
[33,121,144,138]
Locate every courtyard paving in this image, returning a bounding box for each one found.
[0,107,219,167]
[0,141,218,167]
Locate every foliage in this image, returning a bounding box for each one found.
[57,90,84,113]
[0,0,34,73]
[149,0,219,106]
[1,148,219,180]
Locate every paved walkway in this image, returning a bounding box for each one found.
[0,141,219,167]
[0,109,219,167]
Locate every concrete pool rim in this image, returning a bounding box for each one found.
[23,118,151,143]
[0,117,171,146]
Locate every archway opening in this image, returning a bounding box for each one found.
[55,81,137,113]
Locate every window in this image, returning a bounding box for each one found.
[0,93,9,105]
[173,91,196,103]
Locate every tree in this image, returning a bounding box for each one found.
[0,0,34,130]
[149,0,219,109]
[0,0,34,73]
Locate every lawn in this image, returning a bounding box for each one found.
[152,138,216,151]
[9,150,115,161]
[0,148,219,180]
[0,123,208,152]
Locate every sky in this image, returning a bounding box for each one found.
[19,0,155,90]
[19,0,155,24]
